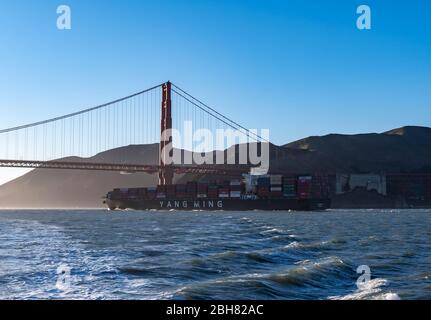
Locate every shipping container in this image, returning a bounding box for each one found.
[257,177,271,186]
[166,185,176,191]
[297,176,312,199]
[230,191,241,198]
[270,175,283,185]
[146,190,156,200]
[176,192,187,199]
[257,185,270,198]
[310,175,331,198]
[111,176,332,203]
[230,180,242,186]
[283,176,297,198]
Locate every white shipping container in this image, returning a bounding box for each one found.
[270,175,283,182]
[271,187,282,192]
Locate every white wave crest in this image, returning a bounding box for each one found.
[329,278,401,300]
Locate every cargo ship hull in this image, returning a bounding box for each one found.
[104,198,331,211]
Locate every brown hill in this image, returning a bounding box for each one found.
[0,144,161,209]
[281,126,431,173]
[1,126,431,208]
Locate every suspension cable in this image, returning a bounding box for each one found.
[171,83,269,143]
[172,88,267,144]
[0,83,164,134]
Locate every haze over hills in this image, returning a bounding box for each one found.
[0,126,430,209]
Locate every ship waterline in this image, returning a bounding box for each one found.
[105,198,331,211]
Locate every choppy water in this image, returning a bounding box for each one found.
[0,209,430,300]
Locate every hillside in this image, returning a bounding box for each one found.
[281,126,431,173]
[1,126,431,208]
[0,144,161,208]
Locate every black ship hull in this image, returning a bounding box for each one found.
[104,198,331,211]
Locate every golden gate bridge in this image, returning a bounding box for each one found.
[0,82,268,184]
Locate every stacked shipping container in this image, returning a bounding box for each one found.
[187,182,197,199]
[257,176,270,198]
[156,185,166,199]
[108,174,335,202]
[283,176,296,198]
[297,176,312,199]
[311,175,331,199]
[208,185,219,198]
[230,180,242,198]
[197,183,208,198]
[175,184,187,199]
[270,175,283,198]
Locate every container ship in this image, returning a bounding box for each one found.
[104,174,331,211]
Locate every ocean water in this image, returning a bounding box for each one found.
[0,209,430,300]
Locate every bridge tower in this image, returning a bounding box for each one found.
[159,81,174,185]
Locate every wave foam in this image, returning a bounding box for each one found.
[329,278,401,300]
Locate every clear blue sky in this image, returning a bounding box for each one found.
[0,0,430,146]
